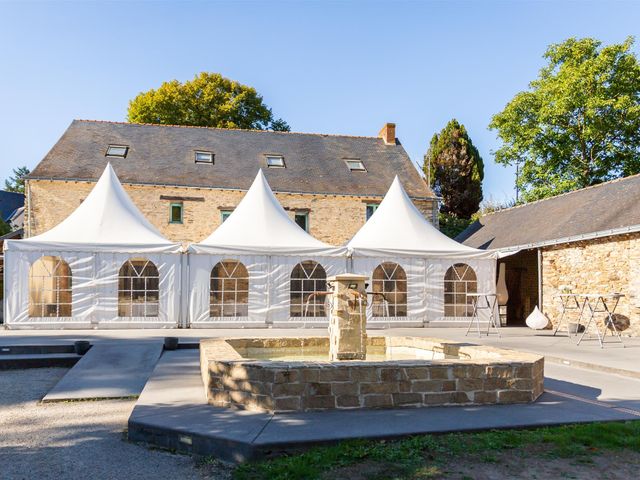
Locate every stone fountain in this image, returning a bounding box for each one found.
[200,273,544,413]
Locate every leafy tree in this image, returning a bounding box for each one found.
[4,166,30,194]
[0,218,10,236]
[438,212,473,239]
[490,37,640,202]
[424,119,484,219]
[128,72,290,131]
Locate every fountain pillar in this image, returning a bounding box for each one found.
[326,274,369,361]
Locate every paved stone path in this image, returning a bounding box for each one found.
[43,342,163,401]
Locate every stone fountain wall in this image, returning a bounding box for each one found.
[200,337,544,413]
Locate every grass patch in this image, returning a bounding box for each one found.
[234,421,640,480]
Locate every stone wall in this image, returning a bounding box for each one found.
[25,179,437,245]
[200,337,544,413]
[542,232,640,336]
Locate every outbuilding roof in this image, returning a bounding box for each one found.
[457,174,640,251]
[29,120,433,199]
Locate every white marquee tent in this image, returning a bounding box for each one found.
[188,170,347,327]
[3,164,182,329]
[347,177,498,327]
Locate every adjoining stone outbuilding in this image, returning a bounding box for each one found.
[457,174,640,335]
[24,120,438,246]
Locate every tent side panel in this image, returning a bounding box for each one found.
[188,254,269,327]
[4,250,94,328]
[95,252,180,328]
[352,257,426,327]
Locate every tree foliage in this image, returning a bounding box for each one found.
[127,72,290,131]
[490,37,640,202]
[4,166,30,194]
[424,119,484,219]
[438,212,473,239]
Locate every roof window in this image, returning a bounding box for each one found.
[345,159,366,172]
[195,151,214,164]
[106,145,129,158]
[265,155,285,168]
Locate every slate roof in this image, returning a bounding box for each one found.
[457,174,640,250]
[0,190,25,222]
[29,120,433,199]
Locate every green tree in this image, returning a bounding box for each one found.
[424,119,484,219]
[4,166,30,194]
[0,218,11,236]
[127,72,290,131]
[490,37,640,202]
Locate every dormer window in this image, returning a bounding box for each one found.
[265,155,285,168]
[195,151,214,164]
[106,145,129,158]
[345,159,366,171]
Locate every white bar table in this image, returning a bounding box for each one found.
[553,293,587,339]
[465,293,500,338]
[576,293,625,348]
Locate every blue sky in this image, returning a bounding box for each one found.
[1,0,638,202]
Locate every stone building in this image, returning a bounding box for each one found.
[25,120,437,246]
[457,174,640,335]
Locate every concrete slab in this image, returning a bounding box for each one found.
[43,341,163,402]
[127,347,640,463]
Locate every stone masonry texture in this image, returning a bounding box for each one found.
[541,232,640,336]
[200,336,544,413]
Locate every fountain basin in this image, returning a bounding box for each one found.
[200,336,544,413]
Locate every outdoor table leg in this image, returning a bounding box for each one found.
[577,296,605,348]
[465,297,481,337]
[600,296,625,347]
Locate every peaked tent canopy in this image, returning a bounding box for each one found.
[5,163,180,253]
[191,170,344,255]
[348,177,496,259]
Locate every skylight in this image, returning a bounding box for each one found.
[345,159,366,172]
[106,145,129,158]
[265,155,285,168]
[195,151,214,164]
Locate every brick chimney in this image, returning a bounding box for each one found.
[378,123,396,145]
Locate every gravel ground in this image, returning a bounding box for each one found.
[0,368,232,480]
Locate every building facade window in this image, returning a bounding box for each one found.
[169,203,183,224]
[444,263,477,317]
[210,260,249,317]
[294,211,309,232]
[118,258,160,317]
[290,260,327,317]
[195,151,214,164]
[220,210,232,222]
[371,262,407,317]
[106,145,129,158]
[265,155,285,168]
[344,159,366,171]
[366,203,379,220]
[29,256,72,318]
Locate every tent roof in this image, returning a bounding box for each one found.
[192,170,343,255]
[5,164,179,253]
[347,177,495,259]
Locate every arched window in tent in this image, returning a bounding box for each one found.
[444,263,477,317]
[29,256,72,317]
[290,261,327,317]
[210,260,249,317]
[118,259,160,317]
[372,262,407,317]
